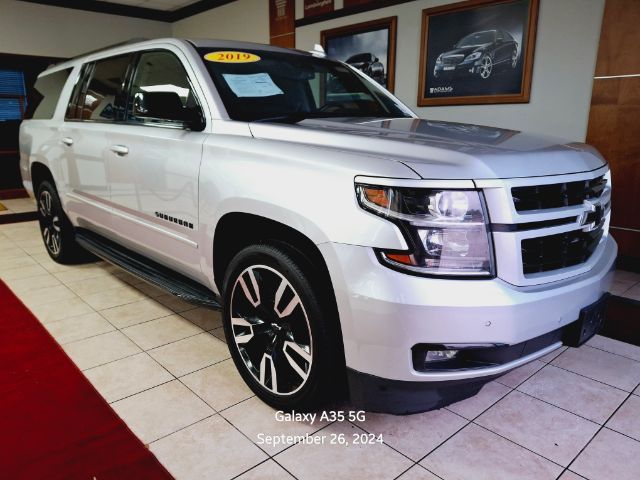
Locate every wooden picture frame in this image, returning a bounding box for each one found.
[321,16,397,92]
[417,0,539,106]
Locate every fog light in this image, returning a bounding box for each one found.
[425,350,458,362]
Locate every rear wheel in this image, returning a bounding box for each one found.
[222,244,341,411]
[36,180,91,264]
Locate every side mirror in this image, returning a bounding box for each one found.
[183,107,206,132]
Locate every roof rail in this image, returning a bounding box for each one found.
[69,38,149,61]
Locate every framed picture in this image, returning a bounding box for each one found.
[418,0,539,106]
[321,17,397,92]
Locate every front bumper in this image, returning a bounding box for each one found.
[434,61,478,77]
[319,235,617,385]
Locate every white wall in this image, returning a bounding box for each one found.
[0,0,604,141]
[297,0,605,141]
[172,0,269,43]
[0,0,171,58]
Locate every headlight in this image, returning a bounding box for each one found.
[356,184,494,277]
[465,52,482,62]
[436,54,443,63]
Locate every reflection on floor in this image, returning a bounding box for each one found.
[1,221,639,480]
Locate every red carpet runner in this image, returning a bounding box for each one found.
[0,280,173,480]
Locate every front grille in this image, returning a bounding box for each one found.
[512,176,606,211]
[521,227,604,274]
[442,55,464,65]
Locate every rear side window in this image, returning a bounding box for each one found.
[66,54,131,122]
[28,68,72,120]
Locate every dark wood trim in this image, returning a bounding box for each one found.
[0,211,38,225]
[321,16,397,92]
[296,0,413,27]
[617,254,640,273]
[19,0,237,23]
[417,0,539,107]
[0,189,29,200]
[171,0,237,21]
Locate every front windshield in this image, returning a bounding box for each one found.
[456,31,495,48]
[197,48,413,122]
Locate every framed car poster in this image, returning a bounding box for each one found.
[418,0,539,106]
[321,17,397,92]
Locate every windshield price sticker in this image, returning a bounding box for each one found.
[204,51,261,63]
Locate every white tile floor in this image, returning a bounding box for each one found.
[0,197,37,215]
[1,220,640,480]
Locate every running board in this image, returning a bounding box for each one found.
[75,229,221,310]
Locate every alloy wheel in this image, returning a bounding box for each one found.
[230,264,313,396]
[479,56,493,79]
[38,190,62,256]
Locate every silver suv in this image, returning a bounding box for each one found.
[20,38,616,414]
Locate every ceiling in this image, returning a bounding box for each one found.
[96,0,201,12]
[20,0,236,21]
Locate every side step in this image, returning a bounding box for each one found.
[75,229,222,310]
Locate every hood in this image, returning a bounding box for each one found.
[248,118,606,180]
[442,44,490,57]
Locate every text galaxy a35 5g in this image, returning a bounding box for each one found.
[19,38,615,414]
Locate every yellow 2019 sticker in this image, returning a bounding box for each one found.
[204,51,261,63]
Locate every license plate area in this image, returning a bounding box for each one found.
[563,293,610,347]
[443,66,455,71]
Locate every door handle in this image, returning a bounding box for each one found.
[110,145,129,156]
[61,137,74,146]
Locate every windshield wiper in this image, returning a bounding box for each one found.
[252,112,317,124]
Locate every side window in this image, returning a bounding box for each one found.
[68,55,131,122]
[28,68,72,120]
[127,51,204,129]
[496,30,504,42]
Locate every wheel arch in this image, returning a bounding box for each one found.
[213,212,334,298]
[30,162,55,193]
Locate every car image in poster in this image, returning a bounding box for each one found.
[322,17,397,91]
[419,0,538,105]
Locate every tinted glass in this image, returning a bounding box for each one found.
[456,31,496,47]
[127,51,202,128]
[28,68,72,120]
[198,48,411,122]
[81,55,130,121]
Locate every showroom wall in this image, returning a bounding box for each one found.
[0,0,171,58]
[172,0,269,43]
[172,0,605,142]
[295,0,605,141]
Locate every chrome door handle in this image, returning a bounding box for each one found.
[61,137,74,146]
[110,145,129,156]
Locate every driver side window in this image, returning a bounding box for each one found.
[128,51,204,130]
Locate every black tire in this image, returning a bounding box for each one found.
[222,243,342,411]
[36,180,92,264]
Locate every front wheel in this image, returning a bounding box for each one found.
[222,244,341,411]
[478,54,493,79]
